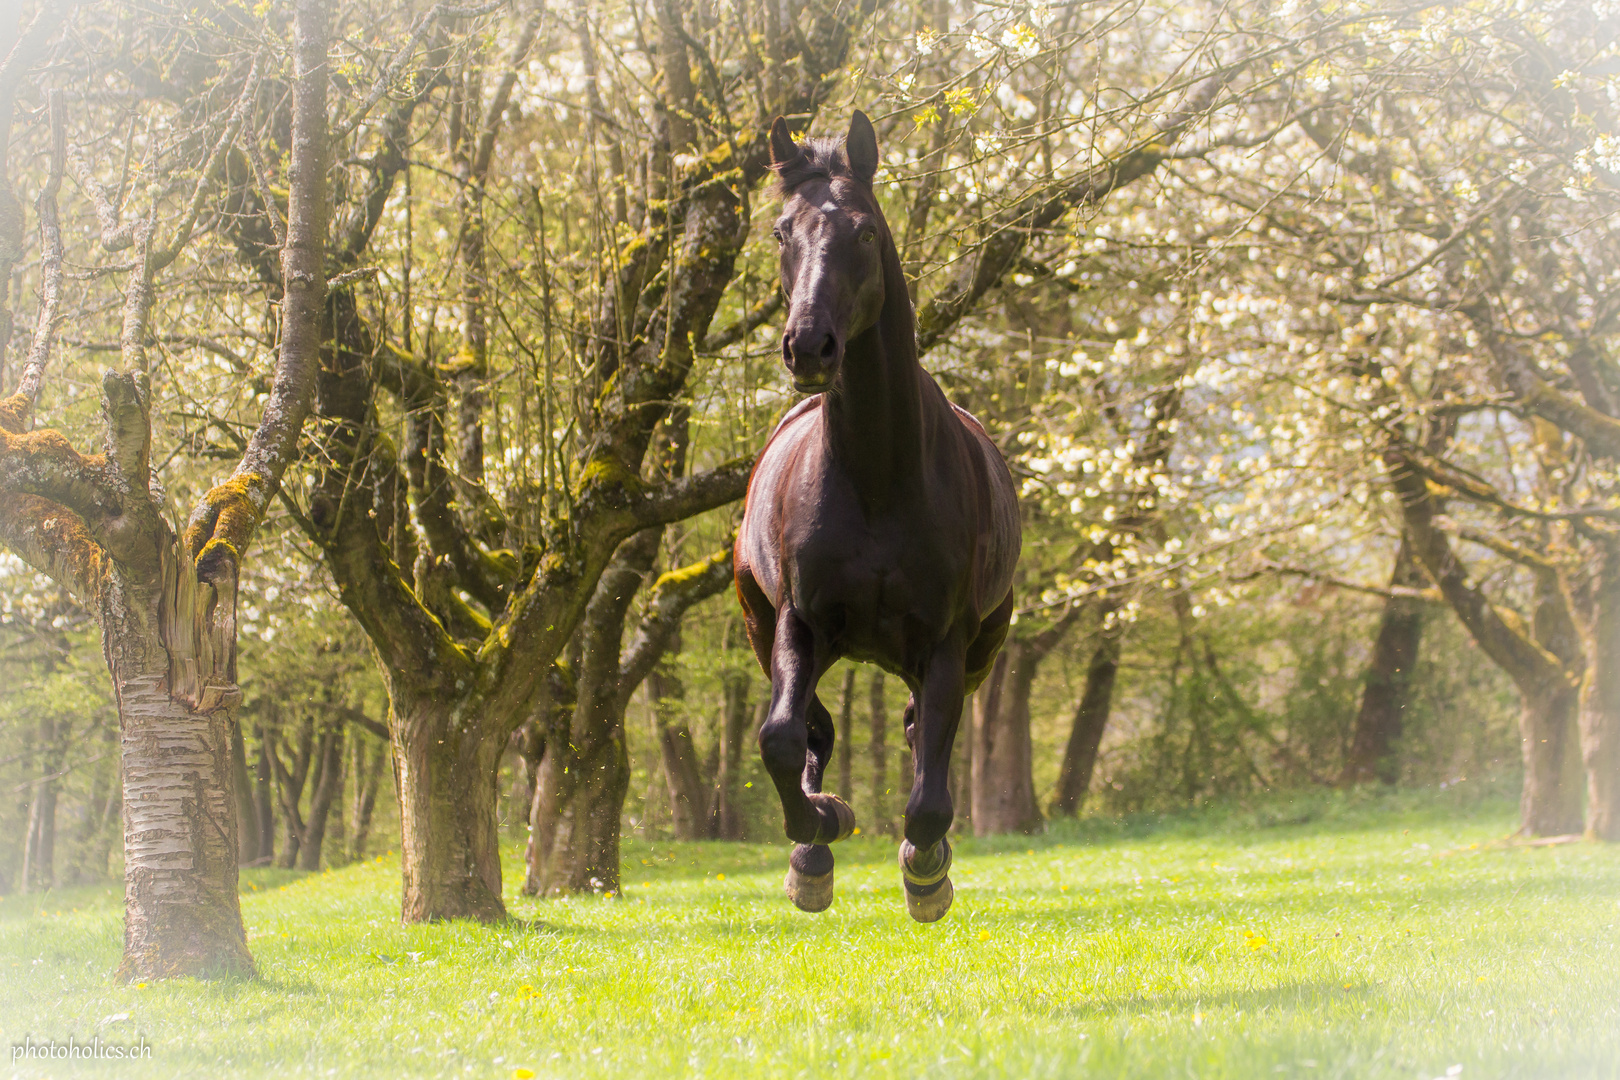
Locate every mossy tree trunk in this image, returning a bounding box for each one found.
[530,534,735,893]
[0,0,328,977]
[264,24,875,921]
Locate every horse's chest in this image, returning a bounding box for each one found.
[790,518,963,644]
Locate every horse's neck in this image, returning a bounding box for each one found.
[823,245,928,508]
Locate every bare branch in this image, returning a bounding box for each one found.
[16,91,66,420]
[185,5,327,585]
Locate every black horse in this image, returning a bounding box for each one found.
[734,112,1021,922]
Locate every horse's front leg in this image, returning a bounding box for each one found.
[899,643,967,923]
[758,604,856,911]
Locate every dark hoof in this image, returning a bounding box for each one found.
[785,843,834,912]
[903,875,954,923]
[899,838,954,924]
[809,793,857,844]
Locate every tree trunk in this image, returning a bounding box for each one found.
[712,669,751,840]
[272,714,313,870]
[395,694,508,921]
[970,641,1044,835]
[651,665,707,840]
[837,666,856,803]
[1519,687,1585,836]
[868,670,890,835]
[21,714,64,892]
[348,734,385,861]
[506,722,543,841]
[112,608,252,978]
[1342,535,1424,786]
[1052,612,1123,816]
[1388,442,1583,836]
[230,718,259,867]
[1581,542,1620,840]
[968,649,1031,835]
[524,737,569,896]
[251,725,275,865]
[297,722,344,871]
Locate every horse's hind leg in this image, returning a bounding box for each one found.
[758,605,856,912]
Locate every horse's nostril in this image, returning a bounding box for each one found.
[819,334,837,360]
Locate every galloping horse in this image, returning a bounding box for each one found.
[733,112,1021,922]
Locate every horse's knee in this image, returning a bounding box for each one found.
[757,713,806,777]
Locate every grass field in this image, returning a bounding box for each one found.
[2,786,1618,1079]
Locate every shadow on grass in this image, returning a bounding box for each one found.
[968,778,1521,857]
[0,882,121,922]
[1050,978,1370,1021]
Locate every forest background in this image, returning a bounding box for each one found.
[0,0,1614,979]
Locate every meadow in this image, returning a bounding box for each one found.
[2,786,1617,1079]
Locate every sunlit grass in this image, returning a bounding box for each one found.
[2,788,1617,1078]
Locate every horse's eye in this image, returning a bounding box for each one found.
[772,228,785,246]
[859,229,876,245]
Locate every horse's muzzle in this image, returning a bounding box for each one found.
[783,322,841,392]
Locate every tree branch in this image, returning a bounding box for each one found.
[915,63,1242,355]
[185,4,327,587]
[619,544,734,692]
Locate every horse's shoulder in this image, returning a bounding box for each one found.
[765,395,824,446]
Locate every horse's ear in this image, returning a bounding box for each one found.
[846,110,878,184]
[769,116,799,169]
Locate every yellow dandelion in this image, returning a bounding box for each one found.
[978,929,990,941]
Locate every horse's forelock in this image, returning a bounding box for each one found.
[771,136,854,199]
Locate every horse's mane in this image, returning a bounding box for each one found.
[771,136,854,196]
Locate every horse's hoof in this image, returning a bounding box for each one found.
[809,793,857,844]
[899,838,954,924]
[903,875,954,923]
[785,843,835,912]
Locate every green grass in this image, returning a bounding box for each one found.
[3,787,1618,1079]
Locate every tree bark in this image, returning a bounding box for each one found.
[1580,540,1620,840]
[251,725,275,865]
[711,666,751,840]
[1388,442,1583,835]
[271,714,314,870]
[1341,535,1425,786]
[868,670,890,835]
[971,607,1078,834]
[22,716,62,892]
[348,734,385,861]
[970,644,1041,835]
[651,663,707,840]
[230,718,259,867]
[837,666,856,803]
[297,722,344,871]
[1051,608,1124,816]
[395,694,509,921]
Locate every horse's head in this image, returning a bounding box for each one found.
[768,111,888,393]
